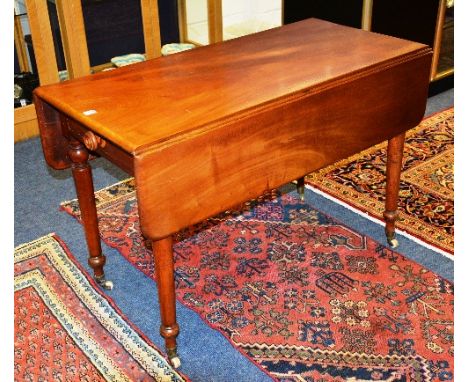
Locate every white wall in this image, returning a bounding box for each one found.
[186,0,210,45]
[223,0,282,40]
[185,0,282,45]
[223,0,282,28]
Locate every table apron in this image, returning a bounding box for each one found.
[65,118,135,175]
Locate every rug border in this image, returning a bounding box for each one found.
[305,107,454,256]
[306,183,454,261]
[14,269,131,381]
[14,233,190,382]
[52,234,191,382]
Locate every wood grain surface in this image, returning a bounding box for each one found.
[34,18,430,153]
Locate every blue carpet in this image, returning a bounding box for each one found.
[14,89,453,381]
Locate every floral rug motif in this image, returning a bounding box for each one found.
[305,108,454,256]
[14,234,187,382]
[62,183,454,382]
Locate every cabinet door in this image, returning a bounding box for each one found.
[372,0,440,47]
[435,5,454,78]
[283,0,364,29]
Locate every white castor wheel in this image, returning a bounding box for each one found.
[167,348,181,368]
[387,238,399,249]
[170,356,181,369]
[96,276,114,290]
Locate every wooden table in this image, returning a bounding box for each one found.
[33,18,432,367]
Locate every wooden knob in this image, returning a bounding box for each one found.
[83,131,106,151]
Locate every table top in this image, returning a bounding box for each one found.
[34,18,428,154]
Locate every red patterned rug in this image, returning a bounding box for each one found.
[62,183,454,382]
[305,108,454,256]
[14,234,187,382]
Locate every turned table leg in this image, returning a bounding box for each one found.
[383,132,405,248]
[68,139,113,289]
[152,236,180,368]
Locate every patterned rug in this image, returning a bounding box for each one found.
[14,234,187,382]
[305,108,454,256]
[62,182,454,382]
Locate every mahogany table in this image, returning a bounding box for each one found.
[34,18,432,367]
